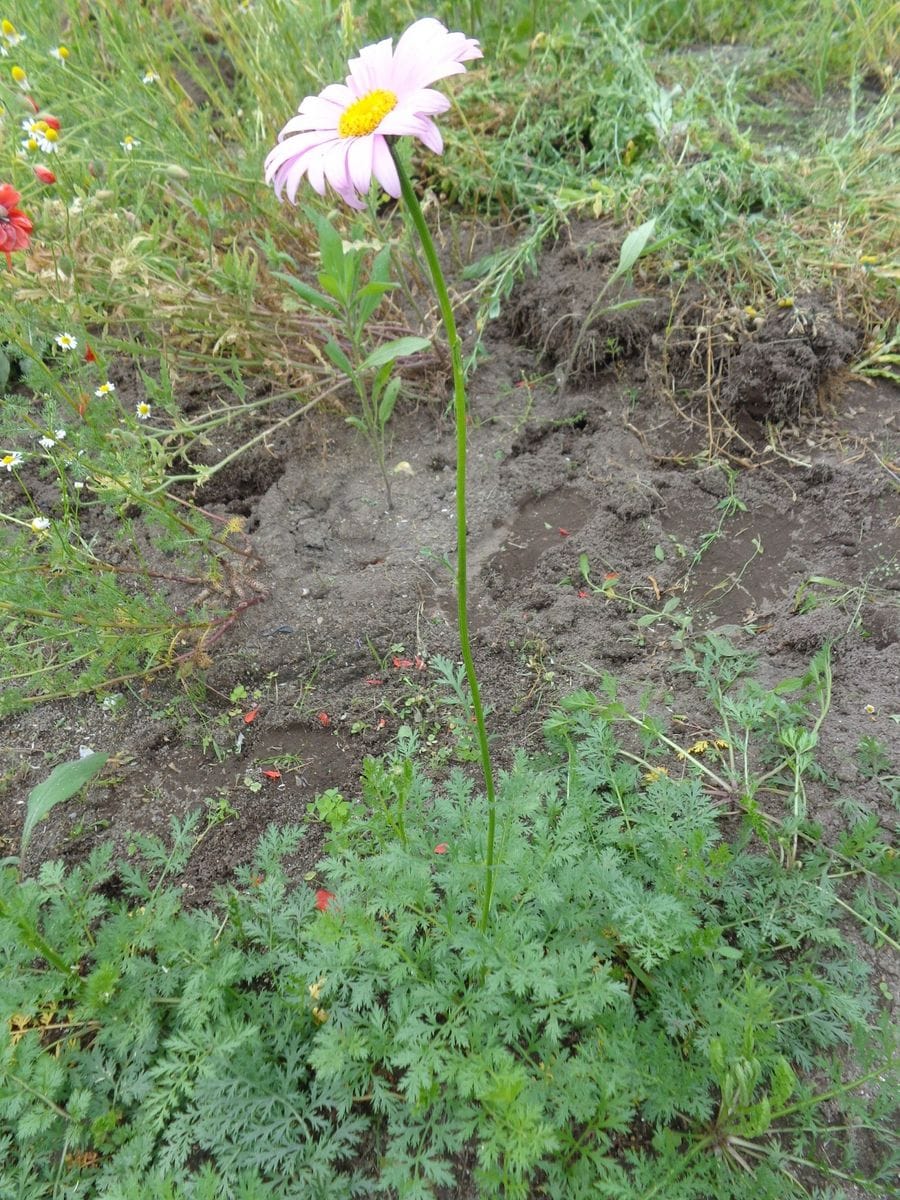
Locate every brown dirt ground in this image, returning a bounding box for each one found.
[2,217,898,1012]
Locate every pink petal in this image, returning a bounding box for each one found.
[414,117,443,156]
[323,138,354,198]
[285,142,336,202]
[280,108,340,137]
[336,185,367,211]
[319,82,354,106]
[264,131,329,182]
[306,148,327,196]
[388,18,481,94]
[377,110,428,137]
[347,135,375,196]
[371,136,400,197]
[400,87,452,117]
[377,110,443,156]
[346,35,394,96]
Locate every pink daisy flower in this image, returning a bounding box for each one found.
[264,17,481,210]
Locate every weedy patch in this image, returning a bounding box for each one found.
[1,659,896,1197]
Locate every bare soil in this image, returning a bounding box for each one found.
[2,218,898,1004]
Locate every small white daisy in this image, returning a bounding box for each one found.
[2,451,24,471]
[38,128,59,153]
[38,435,56,449]
[95,380,116,397]
[20,135,39,154]
[135,401,152,420]
[2,20,24,47]
[54,429,66,440]
[11,66,29,90]
[142,69,159,84]
[55,332,78,351]
[49,45,70,64]
[30,516,51,533]
[120,135,139,153]
[73,480,84,490]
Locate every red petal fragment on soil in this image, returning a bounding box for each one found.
[364,677,383,686]
[317,711,331,727]
[377,718,387,729]
[315,889,335,911]
[84,344,97,363]
[243,708,260,724]
[262,768,281,780]
[392,656,414,669]
[414,655,426,670]
[578,589,590,599]
[603,572,619,581]
[558,528,570,537]
[434,843,449,854]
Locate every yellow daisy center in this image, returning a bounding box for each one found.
[338,89,398,138]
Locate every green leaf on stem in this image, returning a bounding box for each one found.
[21,752,109,858]
[272,272,340,316]
[361,336,430,372]
[324,339,354,378]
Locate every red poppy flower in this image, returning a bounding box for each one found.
[84,344,97,363]
[315,889,335,911]
[0,183,32,268]
[33,165,56,185]
[433,843,449,855]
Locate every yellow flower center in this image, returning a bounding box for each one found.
[338,89,397,138]
[44,127,58,142]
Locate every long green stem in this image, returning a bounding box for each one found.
[390,146,497,930]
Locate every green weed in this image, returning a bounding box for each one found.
[2,651,896,1196]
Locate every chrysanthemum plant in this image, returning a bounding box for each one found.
[266,18,498,926]
[272,210,429,509]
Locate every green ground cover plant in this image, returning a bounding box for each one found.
[1,645,896,1197]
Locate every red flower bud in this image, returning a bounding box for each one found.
[33,165,56,185]
[41,114,61,131]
